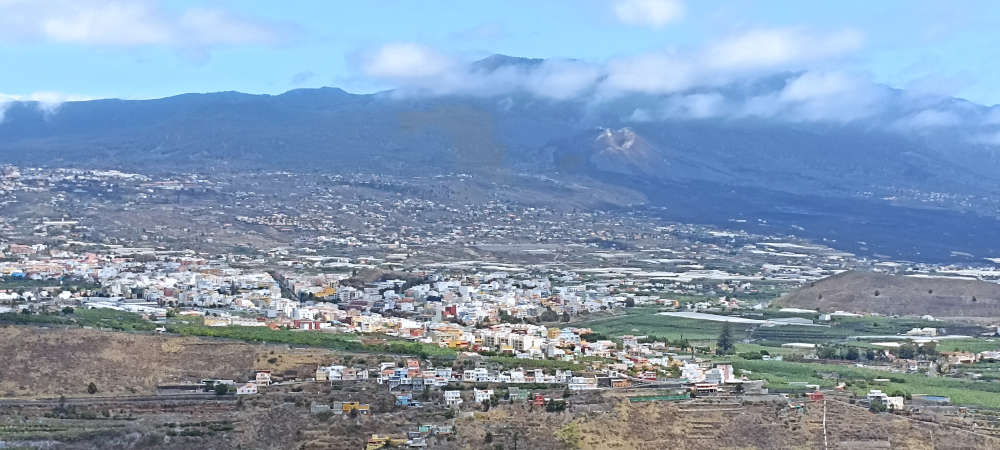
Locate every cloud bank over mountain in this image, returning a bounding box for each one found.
[351,25,999,144]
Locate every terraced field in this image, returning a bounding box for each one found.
[733,359,1000,408]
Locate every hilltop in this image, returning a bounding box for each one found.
[774,270,1000,318]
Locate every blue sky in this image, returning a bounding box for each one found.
[1,0,999,106]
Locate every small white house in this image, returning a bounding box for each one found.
[255,370,272,386]
[236,382,258,395]
[444,390,463,407]
[867,389,903,410]
[473,388,494,403]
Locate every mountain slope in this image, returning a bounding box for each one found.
[4,57,1000,262]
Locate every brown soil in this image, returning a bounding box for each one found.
[0,325,340,398]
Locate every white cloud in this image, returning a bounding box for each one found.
[612,0,684,28]
[359,28,865,101]
[705,28,864,72]
[0,91,92,122]
[602,53,697,95]
[360,44,602,100]
[354,28,909,127]
[661,93,727,119]
[361,43,455,80]
[597,28,864,99]
[521,60,603,100]
[893,109,963,131]
[622,71,890,124]
[780,71,856,101]
[627,108,654,122]
[772,71,888,122]
[0,0,285,47]
[735,71,888,124]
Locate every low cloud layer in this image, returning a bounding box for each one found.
[360,27,864,97]
[0,92,91,122]
[358,27,868,105]
[355,26,1000,143]
[357,43,603,100]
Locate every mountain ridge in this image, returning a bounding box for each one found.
[3,55,1000,262]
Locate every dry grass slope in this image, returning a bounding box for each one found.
[0,325,339,398]
[775,271,1000,318]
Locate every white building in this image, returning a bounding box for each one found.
[473,388,494,403]
[444,390,463,407]
[236,382,258,395]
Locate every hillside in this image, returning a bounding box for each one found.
[775,271,1000,318]
[0,326,338,398]
[462,395,999,449]
[4,56,1000,262]
[1,326,998,449]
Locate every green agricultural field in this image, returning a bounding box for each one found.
[166,323,457,358]
[577,312,724,341]
[934,338,1000,353]
[732,343,811,357]
[733,359,1000,409]
[830,316,977,335]
[577,309,991,348]
[0,308,155,331]
[577,310,855,345]
[2,308,457,359]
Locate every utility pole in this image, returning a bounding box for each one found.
[822,399,828,450]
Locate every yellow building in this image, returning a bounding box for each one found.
[342,402,371,415]
[366,434,407,450]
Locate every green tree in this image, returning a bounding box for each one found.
[845,347,860,361]
[214,383,229,396]
[897,343,917,359]
[817,344,839,359]
[546,399,567,412]
[87,382,98,395]
[716,322,734,355]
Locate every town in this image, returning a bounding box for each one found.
[5,165,1000,447]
